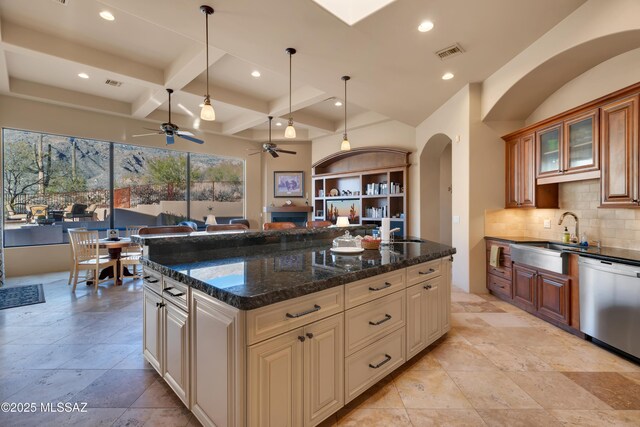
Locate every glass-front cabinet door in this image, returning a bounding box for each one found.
[563,109,599,174]
[536,123,563,178]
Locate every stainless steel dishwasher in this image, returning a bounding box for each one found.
[579,257,640,360]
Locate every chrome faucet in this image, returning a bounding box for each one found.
[558,211,579,242]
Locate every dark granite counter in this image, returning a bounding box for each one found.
[141,230,455,310]
[485,235,640,267]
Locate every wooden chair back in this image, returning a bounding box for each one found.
[206,224,248,232]
[137,225,194,235]
[263,222,296,230]
[68,229,100,263]
[229,218,250,228]
[306,220,332,229]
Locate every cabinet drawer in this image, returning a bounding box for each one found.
[406,259,442,286]
[487,273,512,299]
[163,277,189,312]
[345,291,405,356]
[485,240,511,256]
[345,270,406,309]
[247,286,344,345]
[143,268,162,295]
[345,327,405,403]
[486,254,512,280]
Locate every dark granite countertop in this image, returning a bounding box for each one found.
[485,235,640,267]
[142,237,456,310]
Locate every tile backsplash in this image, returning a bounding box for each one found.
[485,179,640,250]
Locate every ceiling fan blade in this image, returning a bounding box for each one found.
[248,151,262,156]
[176,130,194,136]
[269,150,279,158]
[166,134,175,145]
[143,127,160,131]
[275,149,297,155]
[177,133,204,144]
[132,132,163,137]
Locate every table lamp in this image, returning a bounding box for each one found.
[205,214,217,225]
[336,216,350,227]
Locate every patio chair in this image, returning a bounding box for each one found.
[29,204,49,222]
[5,204,28,221]
[206,224,248,232]
[68,229,117,291]
[263,222,296,230]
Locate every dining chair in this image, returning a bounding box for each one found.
[229,218,251,228]
[263,222,296,230]
[67,227,87,286]
[119,225,145,281]
[137,225,194,235]
[306,220,332,229]
[68,229,117,291]
[206,223,248,232]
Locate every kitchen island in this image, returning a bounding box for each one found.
[136,227,455,427]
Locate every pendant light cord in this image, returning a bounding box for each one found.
[205,12,210,98]
[344,78,347,137]
[288,52,292,118]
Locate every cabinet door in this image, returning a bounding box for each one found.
[406,284,426,359]
[424,277,442,345]
[143,288,163,373]
[248,329,304,427]
[440,258,452,334]
[519,133,536,207]
[303,314,344,427]
[536,271,570,325]
[601,95,639,207]
[537,123,563,178]
[163,302,189,406]
[512,264,536,311]
[505,138,520,208]
[564,109,599,174]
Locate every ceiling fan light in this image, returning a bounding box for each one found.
[284,118,296,138]
[200,97,215,121]
[341,135,351,151]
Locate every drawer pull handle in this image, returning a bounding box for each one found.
[369,354,392,369]
[145,277,159,284]
[419,268,436,275]
[298,336,306,342]
[306,332,314,339]
[369,282,392,292]
[369,314,392,326]
[286,304,321,318]
[163,287,185,297]
[423,284,433,290]
[155,302,165,308]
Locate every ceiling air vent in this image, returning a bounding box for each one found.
[51,0,68,5]
[435,43,464,60]
[105,79,123,87]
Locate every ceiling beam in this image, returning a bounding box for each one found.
[222,112,269,136]
[0,51,9,93]
[131,45,226,118]
[268,86,327,116]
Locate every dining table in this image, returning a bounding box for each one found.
[96,237,135,286]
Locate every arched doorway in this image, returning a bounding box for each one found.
[419,133,452,245]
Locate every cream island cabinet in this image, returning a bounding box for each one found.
[142,256,452,427]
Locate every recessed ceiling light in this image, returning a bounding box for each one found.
[275,122,282,126]
[99,11,115,21]
[251,70,261,78]
[334,100,343,107]
[418,21,434,32]
[78,73,89,79]
[442,72,454,80]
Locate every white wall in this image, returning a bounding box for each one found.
[439,144,452,246]
[0,95,299,276]
[527,47,640,124]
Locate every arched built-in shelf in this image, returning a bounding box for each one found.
[312,148,410,237]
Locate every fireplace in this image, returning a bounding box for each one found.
[270,211,308,227]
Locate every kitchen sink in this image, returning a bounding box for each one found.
[509,242,572,274]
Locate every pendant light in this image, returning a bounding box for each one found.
[200,5,215,121]
[284,48,297,138]
[340,75,351,151]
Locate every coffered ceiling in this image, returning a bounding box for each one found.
[0,0,585,142]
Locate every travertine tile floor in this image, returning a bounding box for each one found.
[0,272,639,426]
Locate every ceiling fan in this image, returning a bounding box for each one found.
[132,88,204,145]
[249,116,297,158]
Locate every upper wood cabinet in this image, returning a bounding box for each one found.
[536,123,563,179]
[505,133,557,209]
[600,94,639,207]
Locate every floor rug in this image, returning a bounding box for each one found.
[0,284,45,310]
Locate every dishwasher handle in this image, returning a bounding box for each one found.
[579,257,640,278]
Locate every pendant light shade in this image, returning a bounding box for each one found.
[200,5,215,121]
[340,75,351,151]
[285,48,297,139]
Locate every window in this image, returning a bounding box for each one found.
[189,153,244,224]
[113,145,188,228]
[3,129,110,247]
[3,128,245,247]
